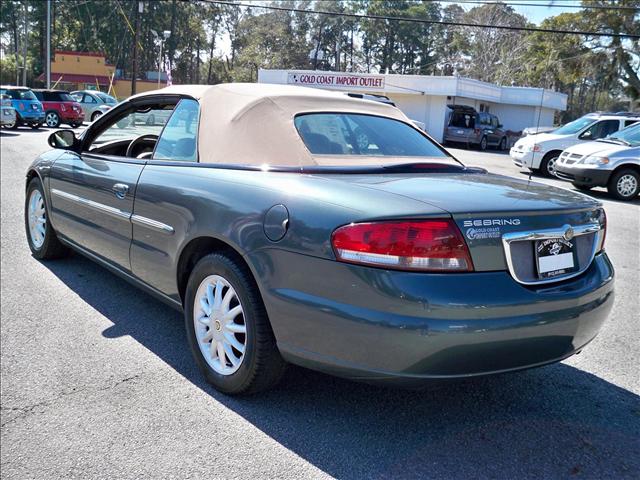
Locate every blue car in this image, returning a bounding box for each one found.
[0,86,45,129]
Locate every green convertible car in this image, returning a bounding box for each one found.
[25,84,614,394]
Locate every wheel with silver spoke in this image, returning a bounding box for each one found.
[541,152,560,177]
[45,111,60,128]
[24,177,68,259]
[194,275,247,375]
[184,252,286,394]
[608,168,639,201]
[27,189,47,249]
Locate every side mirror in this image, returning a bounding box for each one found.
[580,130,593,140]
[498,123,503,128]
[48,130,78,150]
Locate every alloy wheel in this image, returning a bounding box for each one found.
[193,275,247,375]
[27,189,46,249]
[616,174,638,198]
[546,156,558,176]
[45,112,59,127]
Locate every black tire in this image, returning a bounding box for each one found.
[45,111,61,128]
[91,111,102,122]
[24,177,69,259]
[30,123,42,130]
[479,136,487,151]
[573,184,592,192]
[607,168,640,201]
[71,122,82,128]
[540,152,560,177]
[499,137,507,151]
[184,252,286,395]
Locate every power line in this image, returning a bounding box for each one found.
[435,0,640,11]
[205,0,640,39]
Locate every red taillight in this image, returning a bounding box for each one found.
[331,220,474,272]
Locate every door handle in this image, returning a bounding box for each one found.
[112,183,129,199]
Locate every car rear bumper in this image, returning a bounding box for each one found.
[249,249,614,385]
[556,166,611,187]
[17,111,45,123]
[60,111,85,122]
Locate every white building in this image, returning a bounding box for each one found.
[258,69,567,143]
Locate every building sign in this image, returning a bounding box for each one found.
[287,72,385,91]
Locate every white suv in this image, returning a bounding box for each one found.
[510,113,639,177]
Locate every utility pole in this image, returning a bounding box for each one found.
[131,1,143,95]
[46,0,51,88]
[22,2,28,86]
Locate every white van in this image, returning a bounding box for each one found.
[510,113,639,177]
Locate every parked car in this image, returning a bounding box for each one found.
[510,112,640,177]
[33,89,85,128]
[71,90,117,122]
[26,84,613,395]
[0,86,44,129]
[555,122,640,201]
[0,94,17,128]
[444,106,508,151]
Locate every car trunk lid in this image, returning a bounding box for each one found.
[322,171,604,278]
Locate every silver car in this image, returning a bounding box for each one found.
[0,94,17,128]
[71,90,117,122]
[555,122,640,200]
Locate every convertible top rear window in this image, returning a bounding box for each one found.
[294,113,448,159]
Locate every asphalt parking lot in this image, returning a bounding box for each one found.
[1,127,639,479]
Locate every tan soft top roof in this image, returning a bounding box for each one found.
[134,83,412,166]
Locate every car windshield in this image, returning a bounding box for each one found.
[96,93,117,104]
[3,89,37,100]
[553,116,597,135]
[605,122,640,146]
[294,113,453,166]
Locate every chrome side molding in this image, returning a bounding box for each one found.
[131,214,175,234]
[51,188,174,235]
[51,188,130,220]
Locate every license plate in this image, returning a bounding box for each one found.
[535,238,578,279]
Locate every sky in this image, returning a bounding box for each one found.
[457,0,585,24]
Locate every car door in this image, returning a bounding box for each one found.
[48,104,168,271]
[130,98,200,297]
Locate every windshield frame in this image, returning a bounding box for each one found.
[293,111,464,168]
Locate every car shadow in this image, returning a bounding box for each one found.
[0,130,20,137]
[41,254,640,479]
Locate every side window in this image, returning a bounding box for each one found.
[153,99,200,162]
[624,120,639,128]
[87,103,174,154]
[581,120,619,140]
[491,116,498,128]
[84,94,97,104]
